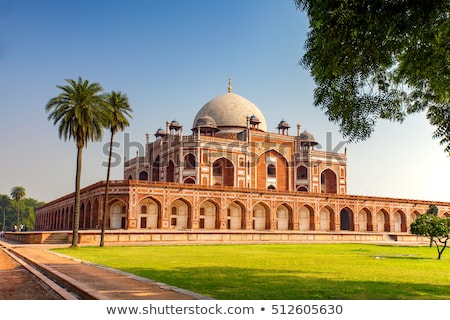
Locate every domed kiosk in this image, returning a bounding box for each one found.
[192,81,267,134]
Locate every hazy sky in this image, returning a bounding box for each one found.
[0,0,448,203]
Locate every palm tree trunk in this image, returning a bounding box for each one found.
[16,201,19,227]
[72,146,82,247]
[100,131,114,247]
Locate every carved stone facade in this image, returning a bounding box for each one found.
[35,181,450,234]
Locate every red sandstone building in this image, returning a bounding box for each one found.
[35,82,450,242]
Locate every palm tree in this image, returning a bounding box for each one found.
[10,186,26,228]
[100,91,132,247]
[46,77,108,247]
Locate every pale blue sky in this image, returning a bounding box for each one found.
[0,0,448,203]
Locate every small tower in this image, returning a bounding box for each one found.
[277,119,290,135]
[169,119,182,135]
[300,130,318,150]
[249,114,261,130]
[154,128,166,138]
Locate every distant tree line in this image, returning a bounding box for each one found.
[0,190,44,231]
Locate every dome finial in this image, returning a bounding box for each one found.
[227,76,232,93]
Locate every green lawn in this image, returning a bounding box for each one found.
[54,244,450,299]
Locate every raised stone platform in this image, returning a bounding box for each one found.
[4,230,428,245]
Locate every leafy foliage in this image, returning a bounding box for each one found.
[46,77,108,149]
[295,0,449,153]
[0,194,44,231]
[411,214,450,259]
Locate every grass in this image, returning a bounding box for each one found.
[53,243,450,299]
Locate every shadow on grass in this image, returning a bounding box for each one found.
[120,266,450,300]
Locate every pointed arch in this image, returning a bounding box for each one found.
[199,200,219,229]
[276,203,293,230]
[299,205,315,231]
[212,157,234,187]
[69,206,74,229]
[184,177,196,184]
[166,160,175,182]
[170,198,192,229]
[319,205,335,231]
[256,150,289,191]
[320,168,337,194]
[376,209,390,231]
[184,153,196,169]
[393,209,407,232]
[108,198,127,229]
[92,198,100,229]
[86,200,92,229]
[253,202,270,230]
[139,171,148,181]
[358,208,373,231]
[340,207,354,231]
[79,202,86,229]
[410,210,420,224]
[297,165,308,180]
[63,208,70,230]
[138,197,161,229]
[227,201,245,230]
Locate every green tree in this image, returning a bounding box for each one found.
[411,214,450,259]
[100,91,132,247]
[21,198,44,230]
[0,195,10,231]
[10,186,26,228]
[46,77,108,247]
[425,204,439,247]
[295,0,449,152]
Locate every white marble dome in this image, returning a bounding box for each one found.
[192,92,267,133]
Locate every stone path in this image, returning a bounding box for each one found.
[0,239,208,300]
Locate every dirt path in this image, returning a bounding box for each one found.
[0,250,61,300]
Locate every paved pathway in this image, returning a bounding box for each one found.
[0,239,208,300]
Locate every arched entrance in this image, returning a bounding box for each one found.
[139,171,148,181]
[320,169,337,194]
[227,201,244,230]
[276,204,293,230]
[319,206,335,231]
[253,202,269,230]
[166,160,175,182]
[410,211,420,225]
[79,203,85,229]
[340,208,354,231]
[376,209,390,231]
[256,150,289,191]
[109,200,127,229]
[138,197,160,229]
[393,210,407,232]
[358,208,373,231]
[212,158,234,187]
[170,199,191,229]
[92,199,99,229]
[299,205,314,231]
[199,200,219,229]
